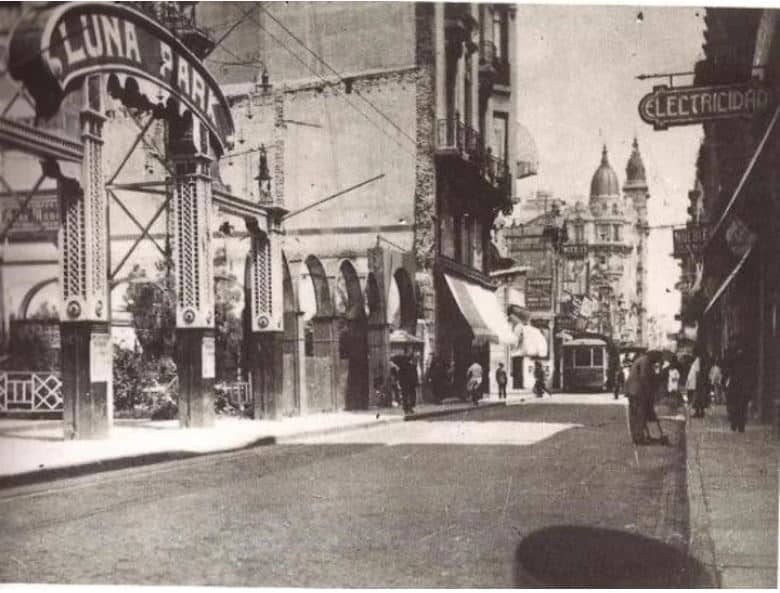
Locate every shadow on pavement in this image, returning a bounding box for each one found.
[513,525,714,588]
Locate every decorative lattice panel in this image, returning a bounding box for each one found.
[253,236,273,327]
[61,192,86,303]
[87,134,107,309]
[172,160,214,327]
[175,177,199,311]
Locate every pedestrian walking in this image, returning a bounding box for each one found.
[466,360,483,406]
[692,355,711,418]
[398,350,418,414]
[724,344,752,433]
[426,354,447,404]
[708,359,724,405]
[624,350,662,445]
[613,363,625,400]
[667,364,681,405]
[685,355,700,412]
[533,361,549,398]
[495,362,508,399]
[387,359,401,408]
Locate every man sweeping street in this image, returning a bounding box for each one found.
[624,350,662,445]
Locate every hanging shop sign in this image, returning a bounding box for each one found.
[725,216,757,258]
[639,80,773,130]
[8,1,234,154]
[672,224,708,258]
[525,277,553,311]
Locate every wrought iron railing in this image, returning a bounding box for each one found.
[0,371,63,413]
[435,117,510,190]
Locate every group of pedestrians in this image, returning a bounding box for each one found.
[380,350,420,414]
[623,342,754,445]
[686,345,752,432]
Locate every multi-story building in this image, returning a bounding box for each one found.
[497,142,650,389]
[200,2,528,411]
[0,2,531,419]
[559,142,650,348]
[676,8,779,423]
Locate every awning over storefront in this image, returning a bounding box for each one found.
[444,274,516,345]
[511,324,549,358]
[703,244,754,315]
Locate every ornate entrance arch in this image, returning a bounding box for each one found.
[2,2,262,438]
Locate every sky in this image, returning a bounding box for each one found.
[514,4,706,337]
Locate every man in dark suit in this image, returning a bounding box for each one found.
[624,351,662,444]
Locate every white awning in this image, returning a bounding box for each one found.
[511,324,549,358]
[444,274,516,345]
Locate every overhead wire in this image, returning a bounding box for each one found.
[246,13,416,157]
[258,4,418,148]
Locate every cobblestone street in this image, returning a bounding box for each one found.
[0,399,701,587]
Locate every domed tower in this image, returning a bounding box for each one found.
[590,145,620,201]
[623,137,650,347]
[583,146,628,339]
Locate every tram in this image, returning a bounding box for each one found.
[561,338,610,392]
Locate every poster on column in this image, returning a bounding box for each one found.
[202,337,216,379]
[90,332,111,383]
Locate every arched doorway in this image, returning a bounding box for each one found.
[299,255,338,412]
[335,260,369,410]
[281,254,301,416]
[391,268,417,333]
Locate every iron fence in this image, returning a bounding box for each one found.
[0,371,63,413]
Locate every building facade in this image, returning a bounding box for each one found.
[206,2,524,409]
[498,142,650,390]
[675,8,779,424]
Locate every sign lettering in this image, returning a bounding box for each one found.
[639,81,773,130]
[525,277,553,311]
[672,224,708,258]
[9,2,233,154]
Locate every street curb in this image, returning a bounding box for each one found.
[403,400,506,421]
[0,402,504,490]
[684,415,723,588]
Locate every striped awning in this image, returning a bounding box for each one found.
[444,274,516,345]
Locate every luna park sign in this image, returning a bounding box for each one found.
[9,2,234,154]
[639,80,773,130]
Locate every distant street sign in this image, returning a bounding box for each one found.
[672,224,708,258]
[525,277,553,311]
[639,80,773,130]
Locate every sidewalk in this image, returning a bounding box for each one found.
[685,403,779,588]
[0,399,504,488]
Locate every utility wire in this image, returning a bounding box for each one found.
[258,5,417,147]
[247,14,416,157]
[204,2,265,59]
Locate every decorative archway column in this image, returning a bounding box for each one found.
[245,215,284,419]
[169,119,216,428]
[58,75,111,440]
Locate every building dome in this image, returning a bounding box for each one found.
[624,137,647,189]
[590,145,620,198]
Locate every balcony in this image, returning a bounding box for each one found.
[435,116,510,194]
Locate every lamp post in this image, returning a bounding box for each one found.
[542,202,569,389]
